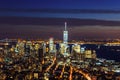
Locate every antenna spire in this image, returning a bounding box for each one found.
[65,22,67,31]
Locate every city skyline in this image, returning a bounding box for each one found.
[0,17,120,40]
[0,1,120,79]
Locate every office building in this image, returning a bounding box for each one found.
[49,38,54,53]
[63,22,68,44]
[60,22,70,57]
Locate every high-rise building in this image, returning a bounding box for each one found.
[71,44,81,59]
[72,44,81,53]
[63,22,68,44]
[43,43,46,54]
[79,47,86,60]
[24,43,30,56]
[59,22,70,57]
[49,38,54,53]
[38,48,44,62]
[85,50,92,59]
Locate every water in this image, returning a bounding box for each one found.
[82,44,120,62]
[56,44,120,62]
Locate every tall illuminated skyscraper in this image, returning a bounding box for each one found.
[49,38,54,53]
[63,22,68,44]
[59,22,70,57]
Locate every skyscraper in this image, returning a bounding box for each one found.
[49,38,54,53]
[59,22,70,57]
[38,48,44,62]
[63,22,68,44]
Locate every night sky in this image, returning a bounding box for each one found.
[0,0,120,40]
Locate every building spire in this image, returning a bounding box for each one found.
[65,22,67,31]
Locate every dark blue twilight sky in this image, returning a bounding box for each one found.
[0,0,120,40]
[1,0,120,20]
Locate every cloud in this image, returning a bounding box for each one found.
[0,24,120,40]
[0,17,120,26]
[1,8,120,14]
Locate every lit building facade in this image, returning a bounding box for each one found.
[72,44,81,53]
[60,22,70,57]
[49,38,54,53]
[63,22,68,44]
[85,50,92,59]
